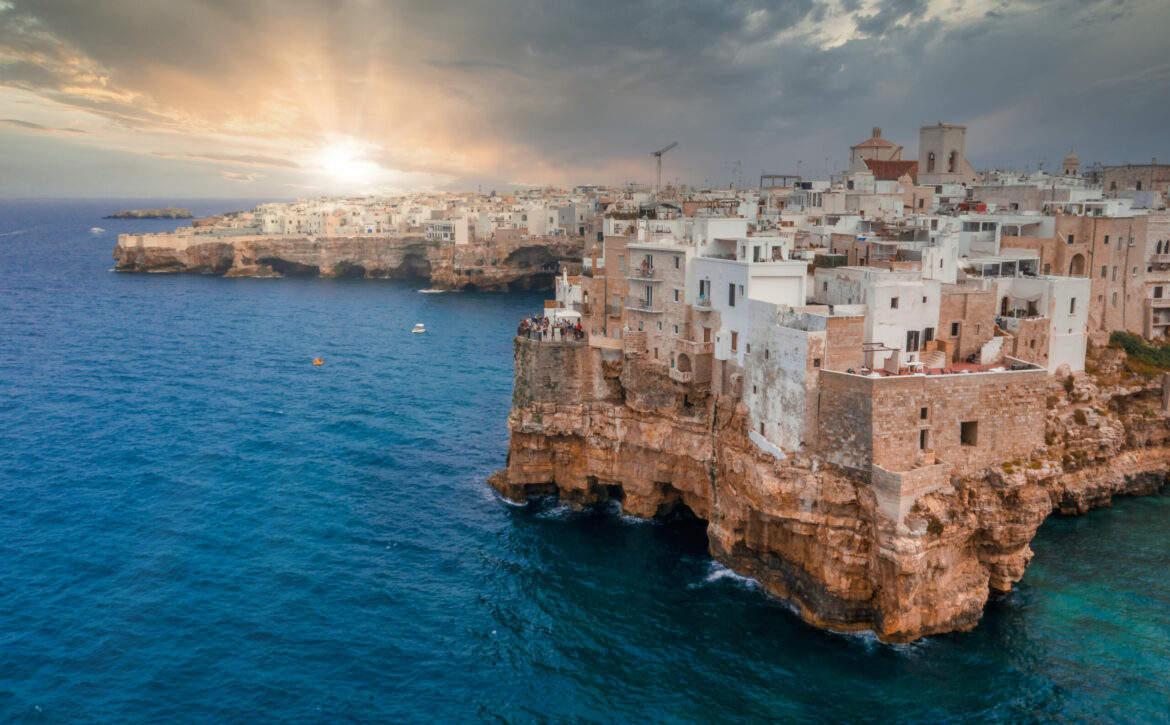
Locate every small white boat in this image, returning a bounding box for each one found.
[89,227,105,234]
[412,323,427,334]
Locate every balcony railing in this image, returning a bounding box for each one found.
[1152,254,1170,268]
[669,368,694,383]
[629,265,659,281]
[675,338,714,356]
[1149,297,1170,308]
[607,304,622,317]
[626,295,663,313]
[693,297,712,311]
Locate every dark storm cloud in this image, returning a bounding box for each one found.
[0,0,1167,195]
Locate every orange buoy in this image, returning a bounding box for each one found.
[313,358,324,366]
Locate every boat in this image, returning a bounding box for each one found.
[412,323,427,334]
[89,227,105,234]
[313,358,324,365]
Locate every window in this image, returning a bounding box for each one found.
[657,321,662,331]
[674,256,680,269]
[906,330,920,353]
[746,343,751,354]
[730,331,738,352]
[927,152,936,172]
[1101,265,1107,279]
[1112,292,1118,307]
[764,348,770,360]
[960,421,978,446]
[823,281,828,291]
[673,324,679,334]
[919,429,928,450]
[948,151,956,172]
[1070,297,1077,314]
[1137,181,1143,191]
[1068,233,1074,245]
[760,422,765,435]
[924,327,935,343]
[918,198,924,209]
[728,283,736,307]
[920,407,929,420]
[738,284,745,296]
[638,320,644,331]
[1113,266,1118,281]
[1133,267,1138,276]
[1104,235,1110,245]
[674,289,680,302]
[951,322,960,336]
[813,358,821,368]
[891,296,899,309]
[1155,287,1163,299]
[1044,263,1051,274]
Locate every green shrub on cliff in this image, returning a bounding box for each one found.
[1109,331,1170,370]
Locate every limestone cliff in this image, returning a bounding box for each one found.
[113,232,583,290]
[489,340,1169,642]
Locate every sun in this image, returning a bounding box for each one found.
[311,138,382,188]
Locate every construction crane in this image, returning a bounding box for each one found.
[651,141,678,196]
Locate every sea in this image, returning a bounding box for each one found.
[1,198,1168,724]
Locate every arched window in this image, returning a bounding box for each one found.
[927,152,935,172]
[948,151,956,172]
[1158,241,1164,254]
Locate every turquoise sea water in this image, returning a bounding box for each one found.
[1,199,1168,723]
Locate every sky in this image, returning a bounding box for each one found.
[0,0,1168,198]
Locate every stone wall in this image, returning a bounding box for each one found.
[817,367,1047,476]
[939,283,995,361]
[512,338,592,407]
[1004,317,1051,368]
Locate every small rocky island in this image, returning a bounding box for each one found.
[105,207,194,219]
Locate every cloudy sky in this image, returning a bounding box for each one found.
[0,0,1167,197]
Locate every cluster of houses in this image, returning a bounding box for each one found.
[537,122,1170,480]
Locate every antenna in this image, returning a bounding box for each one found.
[651,142,678,197]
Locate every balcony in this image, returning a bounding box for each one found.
[1149,297,1170,308]
[607,304,622,317]
[693,297,713,311]
[626,295,663,313]
[628,265,660,282]
[1152,254,1170,268]
[669,368,694,383]
[675,338,714,356]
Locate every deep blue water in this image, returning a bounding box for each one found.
[1,199,1168,724]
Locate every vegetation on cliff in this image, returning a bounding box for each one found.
[104,207,194,219]
[1109,331,1170,372]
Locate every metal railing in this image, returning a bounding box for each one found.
[629,264,657,280]
[626,295,663,313]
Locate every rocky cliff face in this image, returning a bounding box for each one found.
[427,235,584,291]
[490,340,1169,642]
[113,232,583,290]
